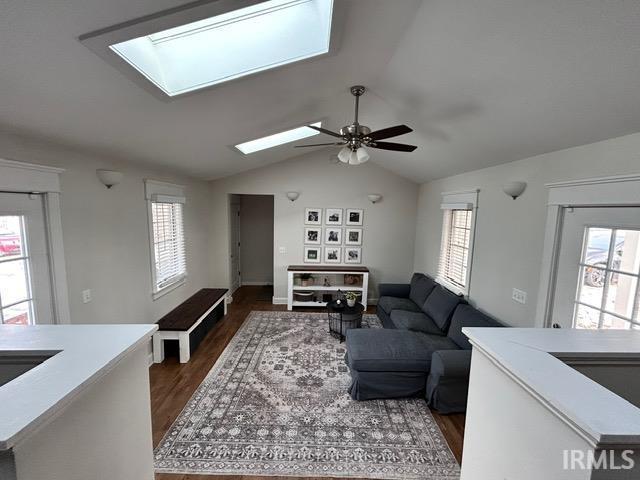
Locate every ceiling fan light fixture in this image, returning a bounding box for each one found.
[349,150,361,165]
[356,147,370,164]
[338,146,351,164]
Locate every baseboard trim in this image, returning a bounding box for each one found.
[241,281,273,286]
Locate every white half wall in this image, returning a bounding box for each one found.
[414,132,640,327]
[0,131,212,325]
[209,151,420,301]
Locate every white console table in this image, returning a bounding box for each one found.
[287,265,369,310]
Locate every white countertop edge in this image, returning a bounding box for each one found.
[464,327,640,449]
[0,324,157,450]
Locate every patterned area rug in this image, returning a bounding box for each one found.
[154,311,460,479]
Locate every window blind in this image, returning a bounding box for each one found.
[438,209,473,291]
[151,201,186,291]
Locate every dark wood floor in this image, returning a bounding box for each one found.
[150,286,465,480]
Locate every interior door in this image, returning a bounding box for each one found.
[0,193,54,324]
[551,206,640,329]
[229,201,241,292]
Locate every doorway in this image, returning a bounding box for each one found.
[228,194,274,296]
[0,192,54,324]
[551,206,640,329]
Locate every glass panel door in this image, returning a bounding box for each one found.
[0,193,54,324]
[573,227,640,329]
[551,207,640,329]
[0,215,34,324]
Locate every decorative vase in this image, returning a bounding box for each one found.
[347,298,356,307]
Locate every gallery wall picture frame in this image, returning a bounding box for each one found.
[304,227,321,245]
[325,208,343,225]
[304,247,321,263]
[346,208,364,226]
[324,227,342,245]
[305,208,322,225]
[345,247,362,264]
[345,228,362,246]
[324,246,342,263]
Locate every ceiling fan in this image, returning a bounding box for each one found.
[295,85,417,165]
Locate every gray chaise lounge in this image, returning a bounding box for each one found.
[345,273,502,413]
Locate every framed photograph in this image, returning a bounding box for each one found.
[304,227,321,245]
[345,247,362,264]
[325,208,343,225]
[305,208,322,225]
[324,247,341,263]
[345,228,362,246]
[324,227,342,245]
[304,247,321,263]
[346,209,364,226]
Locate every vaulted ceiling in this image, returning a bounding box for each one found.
[2,0,640,183]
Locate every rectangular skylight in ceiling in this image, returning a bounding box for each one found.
[108,0,334,97]
[235,122,321,154]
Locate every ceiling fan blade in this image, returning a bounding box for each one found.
[307,125,344,138]
[367,125,413,141]
[370,141,418,152]
[295,142,346,148]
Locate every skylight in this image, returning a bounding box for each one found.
[235,122,321,154]
[108,0,334,97]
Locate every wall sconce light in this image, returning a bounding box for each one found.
[286,191,300,202]
[96,169,123,189]
[502,181,527,200]
[367,193,383,204]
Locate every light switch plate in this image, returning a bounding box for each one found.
[512,288,527,304]
[82,289,92,304]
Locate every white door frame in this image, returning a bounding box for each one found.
[0,158,70,324]
[535,174,640,328]
[228,195,241,295]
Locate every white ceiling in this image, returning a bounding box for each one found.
[2,0,640,183]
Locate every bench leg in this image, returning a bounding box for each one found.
[152,333,165,364]
[178,333,191,363]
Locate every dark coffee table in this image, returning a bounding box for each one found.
[327,300,364,342]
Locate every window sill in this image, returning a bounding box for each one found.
[436,276,468,297]
[152,278,186,301]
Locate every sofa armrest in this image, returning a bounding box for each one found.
[430,349,472,378]
[378,283,411,298]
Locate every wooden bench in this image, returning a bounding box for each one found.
[152,288,228,364]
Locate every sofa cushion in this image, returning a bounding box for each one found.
[447,304,502,350]
[422,285,465,332]
[346,329,457,372]
[409,273,437,307]
[377,296,422,315]
[430,349,473,377]
[390,310,444,336]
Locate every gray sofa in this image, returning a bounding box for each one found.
[345,273,502,413]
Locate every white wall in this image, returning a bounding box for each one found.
[239,195,274,285]
[414,132,640,327]
[0,131,212,325]
[209,151,420,302]
[13,346,154,480]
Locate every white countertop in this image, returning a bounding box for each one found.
[0,324,157,450]
[463,327,640,448]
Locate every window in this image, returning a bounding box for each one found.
[0,215,34,324]
[235,122,322,154]
[573,227,640,330]
[437,190,478,295]
[104,0,334,97]
[145,180,186,298]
